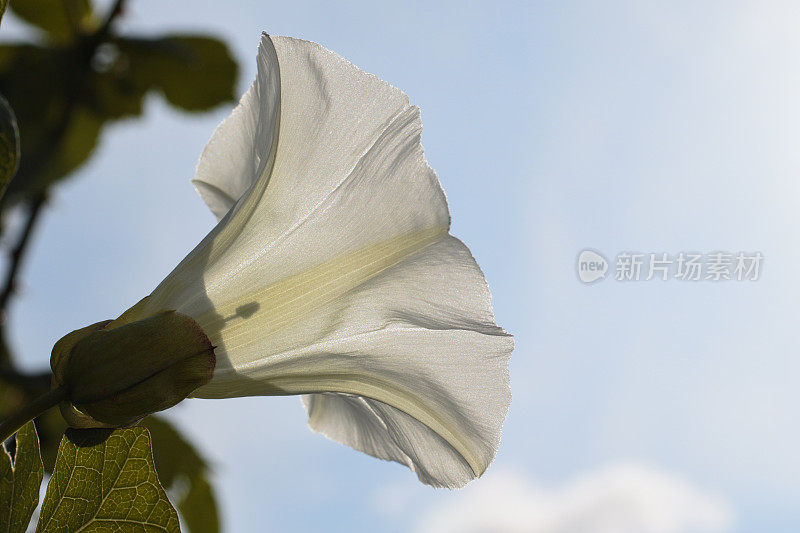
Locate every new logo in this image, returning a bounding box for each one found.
[577,249,608,283]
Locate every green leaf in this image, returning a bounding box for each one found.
[0,34,237,203]
[6,103,102,202]
[115,36,238,111]
[37,427,180,532]
[0,44,102,202]
[143,417,219,533]
[0,421,43,533]
[0,93,19,200]
[29,408,66,476]
[9,0,95,43]
[176,476,217,533]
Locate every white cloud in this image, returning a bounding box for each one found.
[413,464,734,533]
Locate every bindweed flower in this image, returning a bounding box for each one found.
[60,34,513,488]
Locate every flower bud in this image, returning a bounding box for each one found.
[51,311,216,427]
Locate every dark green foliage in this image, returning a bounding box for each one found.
[0,94,19,199]
[145,417,221,533]
[0,3,237,203]
[9,0,95,43]
[0,2,240,531]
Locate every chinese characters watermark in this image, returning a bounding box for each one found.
[577,250,762,283]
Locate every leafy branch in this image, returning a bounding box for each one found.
[0,0,237,530]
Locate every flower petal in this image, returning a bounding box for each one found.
[140,33,414,315]
[296,237,513,488]
[195,235,511,488]
[126,34,512,488]
[192,36,281,220]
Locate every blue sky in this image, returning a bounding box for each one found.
[4,1,800,531]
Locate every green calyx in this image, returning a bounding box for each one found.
[50,310,216,427]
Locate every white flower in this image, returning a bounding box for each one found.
[114,34,512,488]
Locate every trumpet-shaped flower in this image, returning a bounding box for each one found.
[111,34,512,488]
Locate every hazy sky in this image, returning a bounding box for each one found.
[4,1,800,531]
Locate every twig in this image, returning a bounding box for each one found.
[0,365,51,395]
[0,193,47,318]
[96,0,127,40]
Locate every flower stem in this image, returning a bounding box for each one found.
[0,386,67,443]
